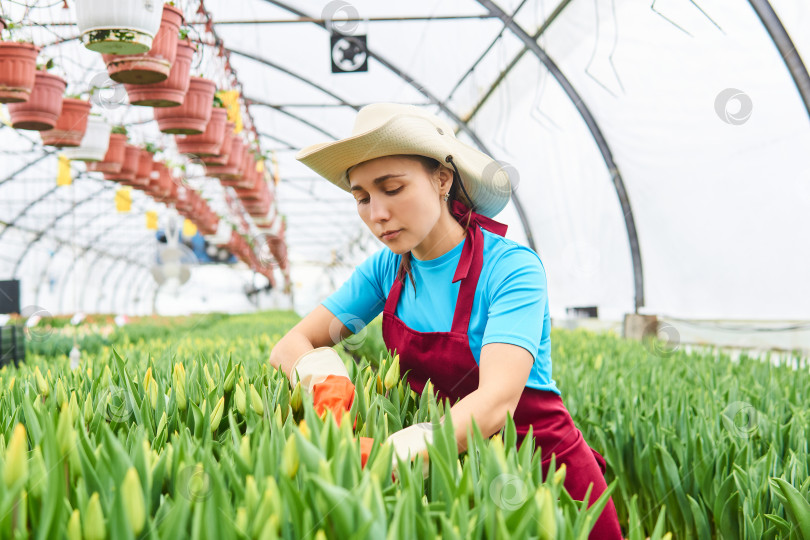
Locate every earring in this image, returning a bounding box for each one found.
[443,193,450,202]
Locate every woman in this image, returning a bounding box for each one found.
[268,103,622,538]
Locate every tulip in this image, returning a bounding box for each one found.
[210,396,225,432]
[34,366,49,397]
[290,382,302,413]
[384,354,400,390]
[240,434,251,467]
[143,367,158,409]
[56,402,75,456]
[280,434,299,478]
[223,363,237,392]
[4,424,28,488]
[67,509,82,540]
[173,363,187,411]
[536,486,557,540]
[122,467,146,534]
[83,492,106,540]
[56,378,68,407]
[234,383,246,416]
[249,384,264,416]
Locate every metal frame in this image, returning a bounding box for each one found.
[476,0,645,311]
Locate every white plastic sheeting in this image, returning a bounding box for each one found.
[0,0,808,322]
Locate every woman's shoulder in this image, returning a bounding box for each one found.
[481,227,545,270]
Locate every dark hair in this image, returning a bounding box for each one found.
[393,155,473,295]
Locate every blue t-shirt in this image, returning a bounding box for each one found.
[322,226,560,395]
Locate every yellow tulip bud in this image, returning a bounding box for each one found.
[244,475,259,514]
[240,435,251,467]
[144,367,158,409]
[249,384,264,416]
[235,507,248,535]
[56,402,75,456]
[56,378,68,407]
[536,486,556,540]
[173,364,187,412]
[223,364,236,392]
[34,366,49,397]
[290,382,302,413]
[384,354,400,390]
[4,424,28,488]
[210,396,225,432]
[67,509,82,540]
[280,434,299,478]
[28,445,46,497]
[83,393,94,423]
[553,463,566,487]
[83,492,106,540]
[234,384,246,416]
[69,391,80,424]
[122,468,146,534]
[376,374,383,395]
[298,420,311,441]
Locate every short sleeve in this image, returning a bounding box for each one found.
[481,246,547,356]
[321,247,392,333]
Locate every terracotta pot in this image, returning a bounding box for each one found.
[103,143,139,182]
[0,42,39,103]
[62,116,111,161]
[125,40,194,107]
[100,5,183,84]
[207,137,244,178]
[154,76,215,134]
[40,98,92,147]
[222,150,258,189]
[86,132,127,173]
[201,121,234,165]
[132,148,154,187]
[7,71,66,130]
[175,107,227,156]
[75,0,163,54]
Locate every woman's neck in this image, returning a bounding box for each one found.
[412,211,467,261]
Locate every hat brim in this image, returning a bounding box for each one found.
[296,114,511,218]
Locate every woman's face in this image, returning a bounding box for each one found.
[348,155,452,257]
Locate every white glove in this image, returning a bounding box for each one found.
[386,422,435,478]
[289,347,350,395]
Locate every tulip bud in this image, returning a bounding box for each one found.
[244,476,259,514]
[56,402,75,456]
[83,492,106,540]
[67,509,82,540]
[122,467,145,534]
[249,384,264,416]
[56,378,68,407]
[8,376,14,391]
[4,424,28,488]
[280,434,299,478]
[536,486,557,540]
[210,396,225,432]
[69,391,80,424]
[553,463,566,487]
[143,368,158,409]
[234,383,246,416]
[290,382,302,413]
[375,374,383,395]
[235,507,248,535]
[240,435,251,467]
[102,365,113,387]
[223,364,236,393]
[28,445,46,497]
[384,355,400,390]
[173,364,187,412]
[298,420,311,441]
[34,366,49,397]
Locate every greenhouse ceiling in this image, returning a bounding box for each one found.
[0,0,808,321]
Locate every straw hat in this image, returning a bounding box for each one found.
[295,103,512,218]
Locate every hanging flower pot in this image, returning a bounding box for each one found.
[124,39,194,107]
[62,116,111,161]
[202,121,234,165]
[103,143,139,182]
[86,131,127,173]
[0,41,39,103]
[40,98,92,147]
[221,149,257,188]
[175,107,227,156]
[7,71,66,130]
[100,4,183,84]
[75,0,163,55]
[153,76,215,134]
[132,148,155,187]
[207,137,244,178]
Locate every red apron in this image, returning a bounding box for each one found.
[381,202,622,539]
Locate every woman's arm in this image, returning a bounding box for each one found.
[268,304,354,379]
[442,342,534,452]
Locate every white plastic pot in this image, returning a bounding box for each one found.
[75,0,163,54]
[62,116,111,162]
